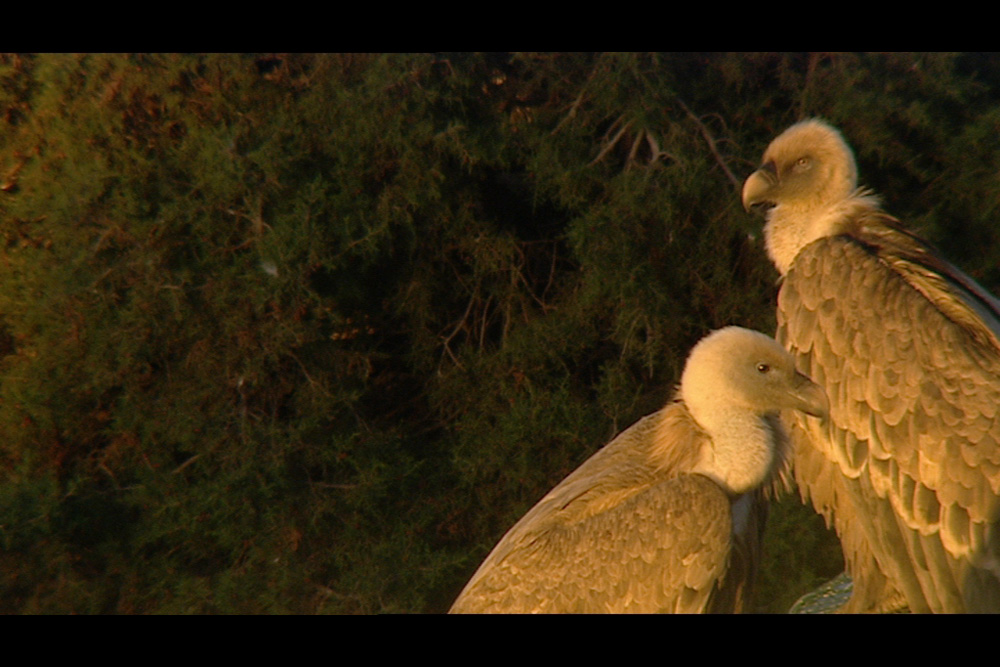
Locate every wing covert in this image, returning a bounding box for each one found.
[450,472,742,613]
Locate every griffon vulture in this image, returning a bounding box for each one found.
[449,327,828,613]
[743,119,1000,613]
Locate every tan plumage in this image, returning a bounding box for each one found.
[449,327,828,613]
[743,119,1000,612]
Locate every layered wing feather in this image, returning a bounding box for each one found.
[449,405,763,613]
[779,221,1000,612]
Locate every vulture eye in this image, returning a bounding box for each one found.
[756,363,771,374]
[793,157,811,171]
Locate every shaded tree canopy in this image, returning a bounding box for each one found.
[1,53,998,613]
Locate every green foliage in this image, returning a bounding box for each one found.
[1,53,998,613]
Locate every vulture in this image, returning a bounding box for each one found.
[742,119,1000,613]
[449,326,828,613]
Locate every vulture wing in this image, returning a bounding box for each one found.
[779,220,1000,612]
[449,407,763,613]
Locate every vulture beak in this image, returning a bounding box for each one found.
[741,160,778,213]
[787,371,829,422]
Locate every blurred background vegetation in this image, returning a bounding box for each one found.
[2,53,999,613]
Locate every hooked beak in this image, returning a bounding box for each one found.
[787,371,829,421]
[741,160,778,213]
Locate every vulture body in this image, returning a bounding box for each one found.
[743,119,1000,613]
[449,327,827,613]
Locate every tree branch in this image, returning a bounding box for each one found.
[677,99,741,192]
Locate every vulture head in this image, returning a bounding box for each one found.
[679,327,829,495]
[741,119,872,275]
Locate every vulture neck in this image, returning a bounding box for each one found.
[691,407,777,496]
[764,190,881,276]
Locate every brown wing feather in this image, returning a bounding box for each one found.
[779,230,1000,612]
[449,403,763,613]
